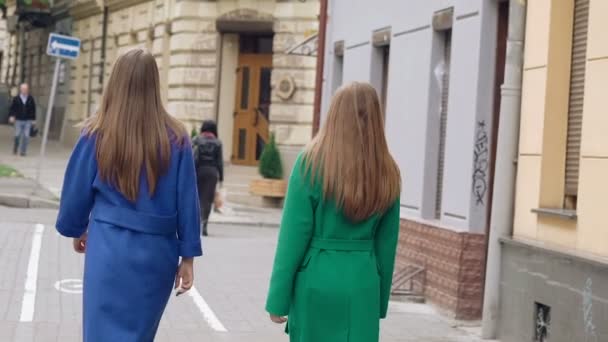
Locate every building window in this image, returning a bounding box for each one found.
[435,29,452,219]
[380,45,390,115]
[372,27,391,117]
[564,0,589,210]
[332,41,344,95]
[239,34,274,54]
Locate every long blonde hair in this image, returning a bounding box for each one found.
[304,82,401,222]
[84,48,186,201]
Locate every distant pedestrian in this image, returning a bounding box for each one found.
[9,83,36,156]
[56,48,202,342]
[266,82,401,342]
[193,120,224,236]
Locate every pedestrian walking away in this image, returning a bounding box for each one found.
[193,120,224,236]
[266,82,402,342]
[55,48,202,342]
[8,83,36,156]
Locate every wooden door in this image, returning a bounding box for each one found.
[233,54,272,166]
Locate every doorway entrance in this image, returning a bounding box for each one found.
[232,35,273,166]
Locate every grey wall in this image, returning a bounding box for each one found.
[320,0,500,234]
[499,239,608,342]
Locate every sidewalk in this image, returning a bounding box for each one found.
[0,125,67,198]
[0,125,281,226]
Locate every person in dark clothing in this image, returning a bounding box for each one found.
[193,120,224,236]
[9,83,36,156]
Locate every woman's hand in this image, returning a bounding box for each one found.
[73,232,87,253]
[175,257,194,294]
[269,314,287,324]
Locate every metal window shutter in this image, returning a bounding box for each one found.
[565,0,588,196]
[436,31,451,218]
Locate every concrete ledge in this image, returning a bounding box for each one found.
[209,219,280,229]
[0,193,60,209]
[209,212,280,228]
[208,204,282,228]
[500,236,608,269]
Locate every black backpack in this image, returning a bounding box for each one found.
[195,137,220,166]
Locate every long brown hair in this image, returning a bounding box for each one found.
[304,82,401,222]
[83,48,186,201]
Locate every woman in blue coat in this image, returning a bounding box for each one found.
[56,48,202,342]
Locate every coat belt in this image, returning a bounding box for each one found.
[91,202,177,236]
[310,238,374,251]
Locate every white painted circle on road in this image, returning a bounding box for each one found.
[54,279,83,294]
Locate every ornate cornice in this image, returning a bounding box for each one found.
[69,0,152,19]
[69,0,103,19]
[105,0,150,12]
[216,8,275,33]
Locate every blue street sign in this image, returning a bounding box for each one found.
[46,33,81,60]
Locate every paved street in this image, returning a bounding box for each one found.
[0,206,482,342]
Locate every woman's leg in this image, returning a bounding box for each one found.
[197,167,218,236]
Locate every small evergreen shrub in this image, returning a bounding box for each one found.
[191,127,198,139]
[259,133,283,179]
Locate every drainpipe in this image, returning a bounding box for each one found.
[17,21,25,85]
[98,6,109,89]
[213,33,223,123]
[311,0,328,137]
[5,29,11,84]
[86,38,94,117]
[481,0,526,339]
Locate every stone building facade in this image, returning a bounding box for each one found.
[320,0,510,320]
[2,0,319,169]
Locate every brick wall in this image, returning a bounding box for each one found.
[397,219,486,320]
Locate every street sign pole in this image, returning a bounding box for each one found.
[35,58,61,185]
[35,33,81,187]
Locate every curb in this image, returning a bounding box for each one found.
[0,193,60,209]
[209,219,280,228]
[0,193,280,227]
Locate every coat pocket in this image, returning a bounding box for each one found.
[298,252,313,272]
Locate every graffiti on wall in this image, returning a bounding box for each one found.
[472,121,489,206]
[582,278,598,342]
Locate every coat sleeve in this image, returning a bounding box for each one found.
[9,97,17,117]
[56,134,97,238]
[176,140,203,257]
[375,197,400,319]
[266,155,314,316]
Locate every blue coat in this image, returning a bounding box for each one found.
[56,133,202,342]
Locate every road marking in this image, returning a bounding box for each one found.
[20,224,44,322]
[54,279,83,294]
[188,286,228,332]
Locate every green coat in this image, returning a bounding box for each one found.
[266,155,400,342]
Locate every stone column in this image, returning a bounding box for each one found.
[270,1,319,177]
[166,1,218,132]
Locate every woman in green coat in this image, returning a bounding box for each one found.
[266,82,401,342]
